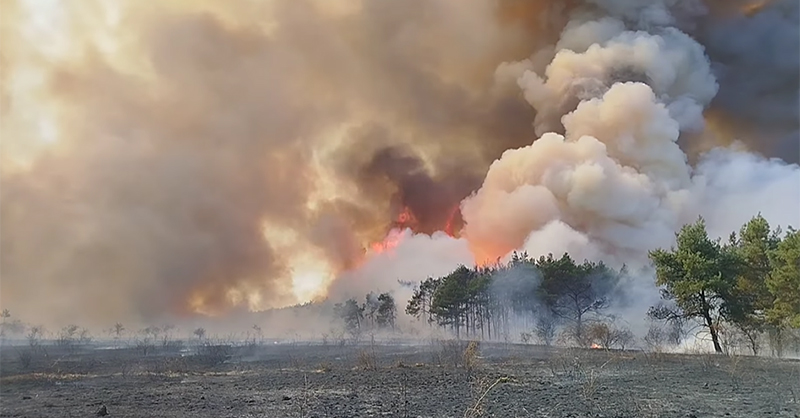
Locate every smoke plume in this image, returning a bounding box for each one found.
[0,0,797,329]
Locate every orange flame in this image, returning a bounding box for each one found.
[443,205,463,237]
[590,343,602,349]
[742,0,771,17]
[369,228,405,255]
[393,206,419,230]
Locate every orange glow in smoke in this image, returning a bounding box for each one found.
[590,343,602,349]
[443,205,463,237]
[369,228,406,254]
[741,0,771,16]
[393,206,419,231]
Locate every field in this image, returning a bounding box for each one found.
[1,340,799,418]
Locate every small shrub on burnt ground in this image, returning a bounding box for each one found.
[193,343,233,367]
[581,358,611,401]
[464,376,511,418]
[433,339,459,366]
[161,339,185,355]
[548,347,585,379]
[134,338,155,357]
[434,339,481,369]
[463,341,481,372]
[393,368,411,418]
[116,356,135,377]
[724,353,746,390]
[357,348,377,370]
[16,348,33,369]
[586,322,635,350]
[535,315,558,346]
[684,344,721,372]
[642,324,669,363]
[9,344,51,375]
[632,397,672,418]
[148,356,190,375]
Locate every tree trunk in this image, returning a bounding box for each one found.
[702,311,723,353]
[745,330,759,356]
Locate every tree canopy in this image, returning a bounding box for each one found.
[406,251,624,346]
[648,215,799,354]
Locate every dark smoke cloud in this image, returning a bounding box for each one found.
[699,0,800,161]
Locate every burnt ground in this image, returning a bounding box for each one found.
[0,340,798,418]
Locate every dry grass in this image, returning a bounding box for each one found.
[194,343,232,367]
[463,341,481,372]
[356,349,377,370]
[633,397,673,418]
[724,353,745,390]
[463,376,510,418]
[581,358,611,400]
[547,347,584,379]
[430,339,483,370]
[316,362,332,373]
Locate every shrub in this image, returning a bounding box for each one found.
[17,349,32,369]
[195,343,232,366]
[462,341,481,372]
[357,349,377,370]
[587,322,636,350]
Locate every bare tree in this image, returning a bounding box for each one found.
[535,315,557,346]
[0,309,10,339]
[644,324,667,353]
[193,327,206,341]
[111,323,125,348]
[587,322,635,350]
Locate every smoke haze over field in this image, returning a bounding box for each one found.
[0,0,798,330]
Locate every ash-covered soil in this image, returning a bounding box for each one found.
[1,341,798,418]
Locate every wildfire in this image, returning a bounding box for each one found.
[393,206,419,230]
[443,206,464,237]
[370,228,406,254]
[590,343,602,349]
[742,0,771,17]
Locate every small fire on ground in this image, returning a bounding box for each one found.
[590,343,602,349]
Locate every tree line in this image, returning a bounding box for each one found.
[405,251,624,346]
[333,292,397,339]
[404,214,800,355]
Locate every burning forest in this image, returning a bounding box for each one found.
[2,2,800,417]
[0,0,798,350]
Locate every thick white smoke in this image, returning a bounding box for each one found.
[328,229,473,303]
[459,12,798,273]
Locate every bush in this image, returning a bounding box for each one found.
[356,349,377,370]
[17,349,32,369]
[436,339,465,368]
[644,324,667,353]
[463,341,481,372]
[535,316,557,346]
[194,343,232,366]
[432,339,481,370]
[587,322,635,350]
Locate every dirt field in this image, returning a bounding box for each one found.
[1,341,798,418]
